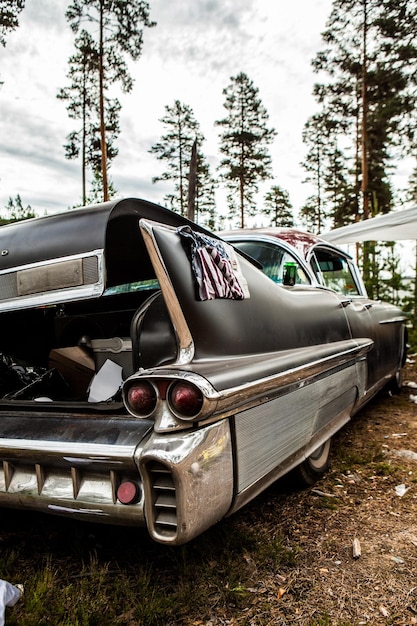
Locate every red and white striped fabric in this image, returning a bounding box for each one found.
[178,226,250,301]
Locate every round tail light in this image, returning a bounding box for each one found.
[117,481,141,505]
[169,381,203,419]
[127,381,157,416]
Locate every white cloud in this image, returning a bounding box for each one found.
[0,0,335,219]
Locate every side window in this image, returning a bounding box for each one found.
[311,248,360,295]
[232,241,310,286]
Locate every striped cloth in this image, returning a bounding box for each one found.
[178,226,250,301]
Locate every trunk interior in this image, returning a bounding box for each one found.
[0,288,164,407]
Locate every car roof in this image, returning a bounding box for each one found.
[0,197,210,272]
[0,198,221,312]
[219,227,332,261]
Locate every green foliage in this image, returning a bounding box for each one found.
[300,195,321,234]
[194,155,217,229]
[1,195,35,223]
[84,170,118,205]
[150,100,203,216]
[377,242,406,304]
[311,0,417,232]
[263,185,294,227]
[216,72,276,228]
[64,0,155,202]
[402,309,417,353]
[150,100,217,226]
[407,165,417,204]
[301,112,330,232]
[309,0,417,310]
[0,0,25,48]
[66,0,156,70]
[57,30,120,205]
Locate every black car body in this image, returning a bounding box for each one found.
[0,201,406,544]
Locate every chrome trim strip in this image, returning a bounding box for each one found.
[0,249,104,311]
[0,439,137,469]
[229,406,352,516]
[140,219,194,364]
[233,368,357,494]
[0,460,145,525]
[379,316,406,324]
[0,249,102,277]
[202,341,371,417]
[125,339,373,431]
[139,420,233,544]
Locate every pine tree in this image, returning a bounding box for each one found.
[66,0,155,202]
[1,194,35,223]
[150,100,215,222]
[58,31,101,205]
[194,152,217,229]
[302,112,359,231]
[312,0,417,296]
[301,113,328,232]
[263,185,294,227]
[379,242,406,305]
[313,0,417,219]
[85,171,118,205]
[300,196,321,234]
[216,72,276,228]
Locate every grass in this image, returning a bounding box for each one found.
[0,508,300,625]
[1,381,416,625]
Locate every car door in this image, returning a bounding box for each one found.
[309,245,405,390]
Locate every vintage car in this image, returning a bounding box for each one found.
[221,226,408,395]
[0,199,406,545]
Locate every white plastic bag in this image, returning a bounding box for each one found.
[0,579,22,626]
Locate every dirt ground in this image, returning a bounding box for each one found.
[1,361,417,626]
[226,359,417,626]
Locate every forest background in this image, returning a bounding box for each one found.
[1,0,417,333]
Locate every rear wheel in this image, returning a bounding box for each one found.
[387,366,403,395]
[291,438,331,487]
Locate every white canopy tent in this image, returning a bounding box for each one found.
[322,206,417,244]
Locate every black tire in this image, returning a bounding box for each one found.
[290,438,331,487]
[387,366,403,395]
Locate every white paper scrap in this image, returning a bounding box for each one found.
[395,484,409,497]
[0,579,22,626]
[88,359,123,402]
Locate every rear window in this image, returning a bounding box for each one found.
[232,241,311,286]
[103,279,159,296]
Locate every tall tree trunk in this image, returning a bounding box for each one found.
[82,65,87,206]
[99,0,109,202]
[361,0,371,292]
[414,241,417,319]
[178,127,184,215]
[239,143,245,228]
[187,139,197,222]
[316,143,322,233]
[361,0,369,220]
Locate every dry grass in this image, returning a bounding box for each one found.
[1,365,417,625]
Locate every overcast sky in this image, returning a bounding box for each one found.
[1,0,336,224]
